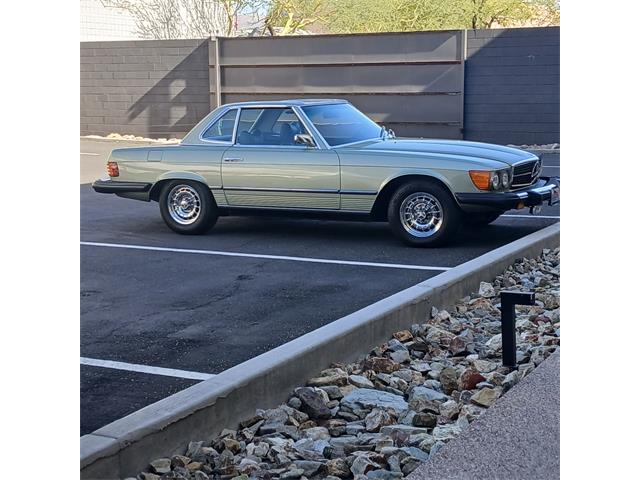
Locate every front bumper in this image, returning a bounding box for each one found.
[456,176,560,211]
[92,179,152,194]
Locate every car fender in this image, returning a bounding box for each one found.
[156,171,209,185]
[378,169,457,196]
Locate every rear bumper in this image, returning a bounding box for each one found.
[92,179,152,194]
[456,177,560,211]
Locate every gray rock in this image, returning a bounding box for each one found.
[380,424,430,436]
[367,469,403,480]
[293,460,324,477]
[346,422,366,435]
[401,446,430,462]
[349,375,374,388]
[422,379,441,390]
[401,456,423,475]
[281,468,305,479]
[185,441,204,459]
[412,412,437,428]
[320,385,343,400]
[399,410,417,425]
[439,400,460,420]
[296,387,332,419]
[238,458,260,475]
[387,339,408,352]
[432,424,462,441]
[485,333,503,351]
[478,281,496,297]
[149,458,171,475]
[288,397,302,409]
[304,426,330,440]
[439,367,458,394]
[365,408,395,432]
[470,387,502,407]
[139,473,161,480]
[410,361,431,373]
[476,381,494,390]
[390,350,411,364]
[247,441,269,458]
[502,370,520,391]
[293,438,331,460]
[307,368,348,387]
[351,455,379,476]
[408,386,447,411]
[327,419,347,436]
[472,359,498,373]
[417,435,436,452]
[392,369,415,382]
[326,457,350,478]
[430,440,446,456]
[341,388,409,415]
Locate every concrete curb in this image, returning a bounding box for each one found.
[526,149,560,154]
[80,223,560,479]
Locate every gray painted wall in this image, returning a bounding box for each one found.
[464,27,560,145]
[80,39,210,138]
[80,27,559,144]
[210,31,464,139]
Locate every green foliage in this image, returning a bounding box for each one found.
[263,0,332,35]
[323,0,559,34]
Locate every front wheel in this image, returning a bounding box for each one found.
[387,181,461,247]
[159,180,218,235]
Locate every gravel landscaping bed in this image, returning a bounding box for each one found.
[130,249,560,480]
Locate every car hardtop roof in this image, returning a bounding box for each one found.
[222,99,349,108]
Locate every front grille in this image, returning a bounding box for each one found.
[511,159,541,188]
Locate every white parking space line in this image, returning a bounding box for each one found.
[80,241,452,271]
[80,357,215,381]
[502,214,560,219]
[80,152,101,156]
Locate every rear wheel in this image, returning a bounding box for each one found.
[387,181,461,247]
[464,211,504,226]
[159,180,218,235]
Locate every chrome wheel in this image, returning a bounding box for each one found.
[167,184,201,225]
[399,192,443,238]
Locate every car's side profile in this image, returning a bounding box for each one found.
[93,99,559,247]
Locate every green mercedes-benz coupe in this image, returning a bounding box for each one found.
[93,99,559,247]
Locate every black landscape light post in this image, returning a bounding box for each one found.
[500,291,536,369]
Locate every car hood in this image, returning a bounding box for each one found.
[340,138,537,167]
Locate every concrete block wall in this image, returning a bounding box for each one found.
[464,27,560,145]
[80,39,211,138]
[80,28,560,144]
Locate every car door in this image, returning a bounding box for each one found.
[221,107,340,210]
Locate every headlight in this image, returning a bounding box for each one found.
[491,172,500,190]
[501,171,510,188]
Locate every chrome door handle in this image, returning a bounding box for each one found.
[223,157,244,162]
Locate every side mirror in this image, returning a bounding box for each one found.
[294,133,316,148]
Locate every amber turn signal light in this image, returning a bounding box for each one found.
[107,161,119,177]
[469,170,491,190]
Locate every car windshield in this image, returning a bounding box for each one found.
[302,103,382,147]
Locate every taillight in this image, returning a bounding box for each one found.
[107,162,119,177]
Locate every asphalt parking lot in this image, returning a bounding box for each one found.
[80,138,560,435]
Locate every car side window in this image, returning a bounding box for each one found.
[236,108,308,146]
[201,109,237,142]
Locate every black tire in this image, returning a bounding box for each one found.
[387,180,462,247]
[159,180,218,235]
[463,211,504,226]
